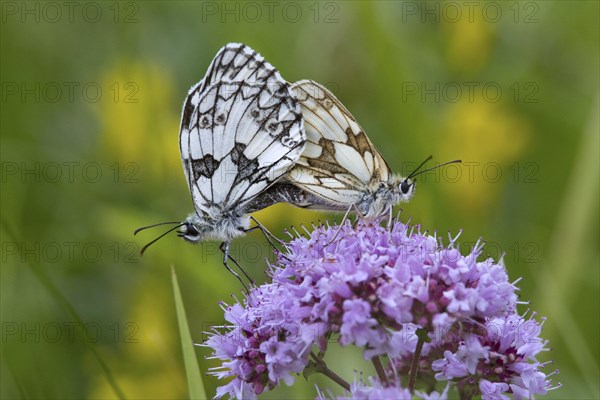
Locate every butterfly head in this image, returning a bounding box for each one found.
[398,177,416,201]
[385,175,416,204]
[133,213,234,255]
[179,213,210,243]
[180,212,250,243]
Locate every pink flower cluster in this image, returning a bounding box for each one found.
[204,220,558,399]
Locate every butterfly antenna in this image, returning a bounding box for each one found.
[409,159,462,180]
[406,155,433,180]
[134,221,181,235]
[139,223,186,255]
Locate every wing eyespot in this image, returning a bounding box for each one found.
[265,118,283,136]
[281,136,297,148]
[250,108,262,120]
[320,97,334,109]
[199,114,213,128]
[215,111,228,125]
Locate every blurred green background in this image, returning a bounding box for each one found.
[1,1,598,399]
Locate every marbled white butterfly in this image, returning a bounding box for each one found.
[258,80,460,220]
[135,43,305,286]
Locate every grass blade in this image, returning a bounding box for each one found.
[0,219,126,399]
[171,265,207,399]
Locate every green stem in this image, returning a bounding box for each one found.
[408,328,428,393]
[310,352,351,392]
[371,356,389,386]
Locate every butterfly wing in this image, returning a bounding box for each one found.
[284,80,391,208]
[180,80,305,217]
[182,43,283,126]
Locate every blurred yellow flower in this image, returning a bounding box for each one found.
[443,9,494,73]
[94,60,182,182]
[438,95,531,214]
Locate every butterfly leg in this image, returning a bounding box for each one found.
[249,216,286,246]
[219,241,252,292]
[247,216,290,261]
[386,206,394,230]
[324,204,355,248]
[242,224,284,255]
[351,204,364,228]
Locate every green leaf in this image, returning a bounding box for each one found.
[416,327,431,343]
[171,265,207,399]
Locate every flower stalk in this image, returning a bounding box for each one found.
[371,356,389,387]
[408,328,428,393]
[310,352,351,392]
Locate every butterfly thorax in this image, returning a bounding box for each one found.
[358,182,398,218]
[181,210,250,243]
[359,175,415,218]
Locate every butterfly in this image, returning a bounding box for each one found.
[135,43,305,286]
[251,80,460,221]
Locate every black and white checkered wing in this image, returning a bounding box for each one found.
[185,43,282,106]
[180,80,305,216]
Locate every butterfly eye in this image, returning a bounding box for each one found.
[185,224,199,235]
[400,180,411,195]
[180,222,202,243]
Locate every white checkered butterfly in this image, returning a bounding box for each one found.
[135,43,305,287]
